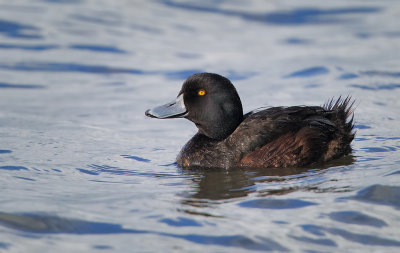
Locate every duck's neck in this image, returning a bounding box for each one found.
[196,112,243,141]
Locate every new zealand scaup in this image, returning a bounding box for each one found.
[145,73,355,169]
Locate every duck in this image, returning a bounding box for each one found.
[145,73,355,169]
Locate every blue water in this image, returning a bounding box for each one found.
[0,0,400,252]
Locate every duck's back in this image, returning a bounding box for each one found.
[234,97,355,168]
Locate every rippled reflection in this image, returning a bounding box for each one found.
[180,155,355,206]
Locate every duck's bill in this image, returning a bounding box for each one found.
[145,94,187,119]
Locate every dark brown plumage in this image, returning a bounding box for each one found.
[145,73,355,169]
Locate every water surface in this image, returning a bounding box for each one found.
[0,0,399,252]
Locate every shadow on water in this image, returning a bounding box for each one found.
[0,212,287,251]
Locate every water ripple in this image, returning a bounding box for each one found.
[69,44,127,54]
[0,82,45,89]
[0,212,287,251]
[0,19,41,39]
[284,66,329,78]
[14,176,36,181]
[0,62,145,74]
[0,242,10,249]
[70,12,122,26]
[159,217,202,227]
[354,124,371,129]
[43,0,82,3]
[285,38,311,45]
[78,165,136,176]
[361,70,400,78]
[76,164,179,178]
[166,234,288,251]
[0,212,144,234]
[338,73,358,80]
[289,235,337,247]
[239,198,317,209]
[0,62,253,81]
[92,245,112,250]
[328,211,387,227]
[301,224,400,246]
[361,146,396,153]
[0,166,29,171]
[350,83,400,90]
[386,170,400,176]
[345,184,400,209]
[0,44,58,51]
[121,155,151,163]
[161,1,381,25]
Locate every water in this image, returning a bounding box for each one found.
[0,0,399,252]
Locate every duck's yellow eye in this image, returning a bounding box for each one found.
[198,89,206,96]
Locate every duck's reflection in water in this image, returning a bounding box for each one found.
[179,155,355,208]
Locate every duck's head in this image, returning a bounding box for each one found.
[145,73,243,140]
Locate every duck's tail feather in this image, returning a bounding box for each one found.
[321,96,356,161]
[323,95,356,119]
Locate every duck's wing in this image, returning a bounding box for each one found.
[227,106,329,152]
[227,99,354,168]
